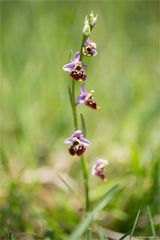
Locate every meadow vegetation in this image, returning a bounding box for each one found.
[1,1,159,239]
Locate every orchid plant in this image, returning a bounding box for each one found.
[62,11,115,239]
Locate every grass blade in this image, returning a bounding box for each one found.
[119,231,130,240]
[147,206,156,237]
[95,225,109,240]
[69,184,121,240]
[57,172,81,202]
[129,209,140,240]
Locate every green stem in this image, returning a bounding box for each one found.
[80,35,90,214]
[71,80,90,212]
[80,35,88,61]
[81,155,90,212]
[68,33,90,218]
[71,81,78,130]
[68,33,90,239]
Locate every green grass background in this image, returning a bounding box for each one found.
[1,0,159,239]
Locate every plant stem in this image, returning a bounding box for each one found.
[71,80,78,130]
[81,155,90,212]
[68,32,90,239]
[71,80,90,213]
[69,33,90,218]
[80,35,87,61]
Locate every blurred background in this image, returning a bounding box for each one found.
[1,0,159,239]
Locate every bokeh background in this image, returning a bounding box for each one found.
[1,0,159,239]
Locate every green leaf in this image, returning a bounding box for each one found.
[129,209,140,240]
[80,113,87,137]
[8,232,12,240]
[68,184,121,240]
[130,146,140,175]
[147,206,156,237]
[43,229,55,240]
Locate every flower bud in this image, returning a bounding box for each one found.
[83,16,91,36]
[89,11,98,28]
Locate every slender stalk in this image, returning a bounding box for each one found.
[71,80,78,130]
[77,34,90,213]
[71,79,90,212]
[147,206,156,237]
[80,35,87,61]
[81,155,90,212]
[129,209,141,240]
[68,32,90,239]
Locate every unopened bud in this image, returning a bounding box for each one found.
[89,11,98,28]
[83,16,91,36]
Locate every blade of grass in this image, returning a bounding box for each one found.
[84,229,92,240]
[147,206,156,237]
[105,229,137,240]
[68,184,121,240]
[95,225,109,240]
[129,209,141,240]
[119,231,130,240]
[56,172,82,202]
